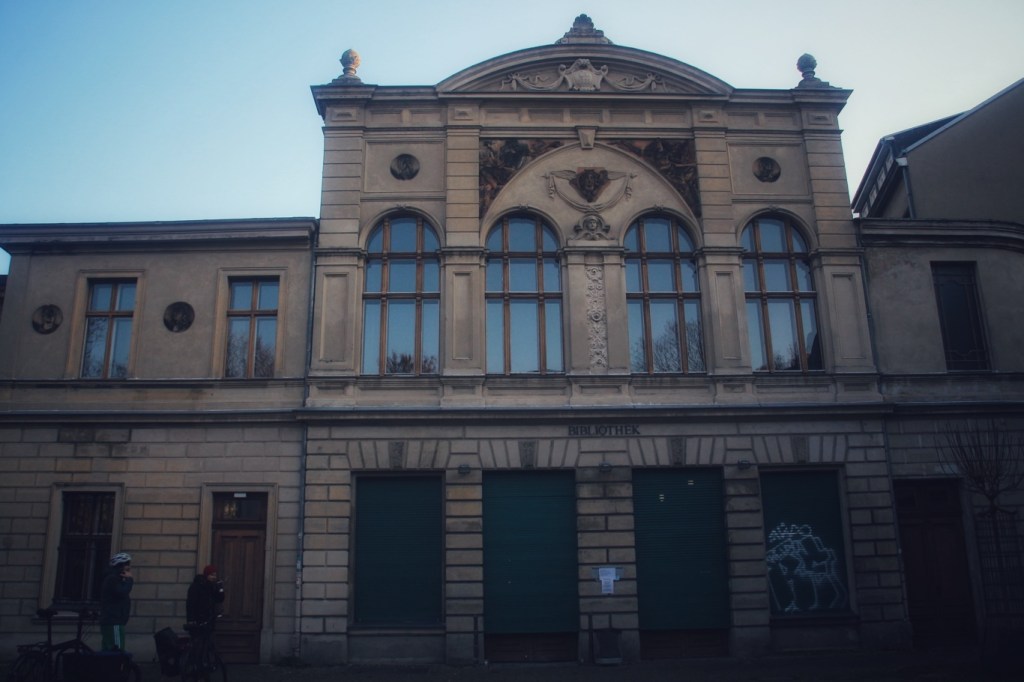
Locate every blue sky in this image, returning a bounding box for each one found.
[2,0,1023,275]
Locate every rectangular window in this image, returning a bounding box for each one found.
[761,470,850,616]
[932,263,989,370]
[353,476,443,626]
[53,492,115,605]
[81,280,136,378]
[225,277,279,378]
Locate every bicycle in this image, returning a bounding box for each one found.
[5,607,142,682]
[179,621,226,682]
[6,607,92,682]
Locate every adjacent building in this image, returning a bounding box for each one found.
[0,16,1019,667]
[853,78,1024,648]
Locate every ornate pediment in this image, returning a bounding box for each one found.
[438,48,731,98]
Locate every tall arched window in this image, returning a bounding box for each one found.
[362,215,440,375]
[625,215,705,374]
[742,215,822,372]
[485,214,563,374]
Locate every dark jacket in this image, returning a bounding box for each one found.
[186,574,225,624]
[99,564,133,626]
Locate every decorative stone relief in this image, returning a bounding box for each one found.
[544,168,634,212]
[519,440,537,468]
[573,213,610,241]
[613,139,701,216]
[479,139,563,216]
[163,302,195,332]
[31,304,62,334]
[585,266,609,369]
[388,441,406,469]
[502,58,665,93]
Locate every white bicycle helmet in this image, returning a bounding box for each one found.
[109,552,132,566]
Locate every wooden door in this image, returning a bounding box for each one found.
[211,493,267,663]
[894,479,976,646]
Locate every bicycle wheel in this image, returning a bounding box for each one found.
[5,651,47,682]
[204,646,226,682]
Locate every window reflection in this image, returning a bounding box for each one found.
[624,215,704,374]
[742,215,821,372]
[362,215,442,375]
[485,214,563,374]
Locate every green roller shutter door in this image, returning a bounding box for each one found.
[633,468,729,629]
[483,471,578,633]
[353,475,443,626]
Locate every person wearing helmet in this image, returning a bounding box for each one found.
[99,552,134,651]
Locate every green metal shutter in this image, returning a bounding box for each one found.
[353,475,442,625]
[633,468,729,629]
[761,470,849,615]
[483,471,578,633]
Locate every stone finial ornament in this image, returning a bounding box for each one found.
[795,53,832,89]
[332,48,362,84]
[557,14,612,45]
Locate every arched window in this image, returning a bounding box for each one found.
[485,215,563,374]
[625,215,705,374]
[742,215,822,372]
[362,215,440,375]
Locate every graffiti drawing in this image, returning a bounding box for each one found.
[765,522,848,614]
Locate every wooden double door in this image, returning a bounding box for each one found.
[210,492,267,663]
[894,479,977,647]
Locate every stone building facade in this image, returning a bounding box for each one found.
[2,15,1016,667]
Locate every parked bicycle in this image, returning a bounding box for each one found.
[179,620,226,682]
[5,607,141,682]
[6,607,90,681]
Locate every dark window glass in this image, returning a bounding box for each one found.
[225,277,279,378]
[54,492,115,605]
[362,215,441,375]
[485,214,563,374]
[742,216,822,372]
[932,263,989,370]
[82,280,136,378]
[624,215,704,374]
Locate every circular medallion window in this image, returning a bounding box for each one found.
[390,154,420,180]
[753,157,782,183]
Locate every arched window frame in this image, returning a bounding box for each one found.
[361,214,441,376]
[484,214,564,375]
[624,214,706,374]
[741,214,823,372]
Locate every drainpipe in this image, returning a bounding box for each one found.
[293,220,319,661]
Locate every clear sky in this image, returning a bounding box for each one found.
[2,0,1023,275]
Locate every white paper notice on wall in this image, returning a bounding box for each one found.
[599,567,617,594]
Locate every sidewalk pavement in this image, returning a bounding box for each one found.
[137,648,1021,681]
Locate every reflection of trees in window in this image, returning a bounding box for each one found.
[742,216,821,372]
[362,215,441,375]
[54,491,114,604]
[81,280,136,378]
[625,215,704,374]
[226,278,278,378]
[485,214,563,374]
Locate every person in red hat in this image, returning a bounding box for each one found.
[186,564,225,627]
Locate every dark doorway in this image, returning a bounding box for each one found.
[894,479,976,647]
[211,492,267,663]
